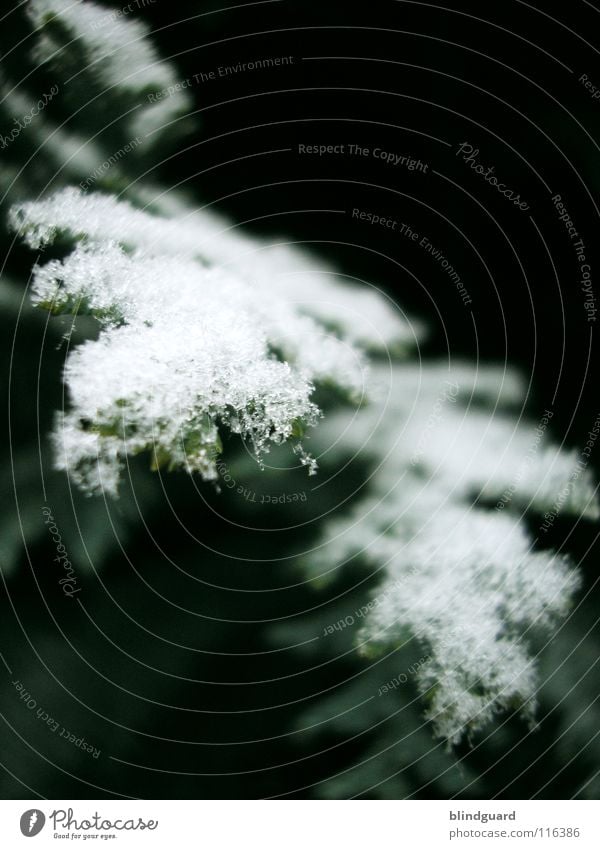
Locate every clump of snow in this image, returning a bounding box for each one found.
[11,191,416,495]
[12,188,419,351]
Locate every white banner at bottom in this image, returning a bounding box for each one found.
[0,800,598,848]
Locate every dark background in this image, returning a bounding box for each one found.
[1,0,599,799]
